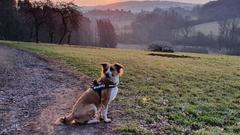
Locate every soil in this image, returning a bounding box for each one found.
[0,45,123,135]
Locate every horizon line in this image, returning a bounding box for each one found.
[74,0,210,7]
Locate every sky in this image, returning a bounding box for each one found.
[52,0,212,6]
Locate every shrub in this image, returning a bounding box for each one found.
[148,41,174,53]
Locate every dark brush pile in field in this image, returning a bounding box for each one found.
[148,53,199,59]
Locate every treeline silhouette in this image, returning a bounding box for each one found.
[0,0,117,47]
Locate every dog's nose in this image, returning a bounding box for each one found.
[105,73,110,78]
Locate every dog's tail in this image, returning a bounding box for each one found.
[57,114,75,125]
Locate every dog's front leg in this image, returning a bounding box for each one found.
[102,105,111,123]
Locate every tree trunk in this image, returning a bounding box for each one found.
[29,26,33,41]
[67,31,72,44]
[58,30,67,44]
[49,32,54,43]
[58,15,67,44]
[35,25,39,43]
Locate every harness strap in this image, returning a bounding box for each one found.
[91,81,117,100]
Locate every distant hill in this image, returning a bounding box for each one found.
[198,0,240,22]
[84,1,199,13]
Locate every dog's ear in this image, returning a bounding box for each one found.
[101,62,109,69]
[114,63,124,76]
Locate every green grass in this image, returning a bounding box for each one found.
[1,41,240,134]
[114,123,153,135]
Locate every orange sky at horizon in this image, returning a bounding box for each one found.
[51,0,212,6]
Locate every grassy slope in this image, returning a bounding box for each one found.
[194,21,219,36]
[2,41,240,134]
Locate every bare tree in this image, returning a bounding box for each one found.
[67,8,82,44]
[24,1,48,43]
[0,0,93,45]
[0,0,17,40]
[179,25,194,39]
[55,2,81,44]
[218,19,240,49]
[43,0,57,43]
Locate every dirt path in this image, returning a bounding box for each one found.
[0,45,121,135]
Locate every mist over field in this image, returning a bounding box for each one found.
[83,0,240,55]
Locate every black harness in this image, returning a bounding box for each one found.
[91,80,117,100]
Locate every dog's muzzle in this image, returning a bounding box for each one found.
[105,73,110,78]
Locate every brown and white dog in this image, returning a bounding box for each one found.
[57,62,124,124]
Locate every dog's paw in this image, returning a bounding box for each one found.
[104,118,112,123]
[87,118,100,124]
[54,117,65,125]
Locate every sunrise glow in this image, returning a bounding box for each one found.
[52,0,211,6]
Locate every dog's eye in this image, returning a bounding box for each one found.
[110,67,114,71]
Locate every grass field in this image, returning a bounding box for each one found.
[2,41,240,134]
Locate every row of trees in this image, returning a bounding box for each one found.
[18,0,83,44]
[0,0,117,47]
[126,6,240,54]
[130,9,196,43]
[173,18,240,55]
[97,20,117,48]
[0,0,18,40]
[218,19,240,53]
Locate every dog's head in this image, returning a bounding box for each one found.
[101,62,124,81]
